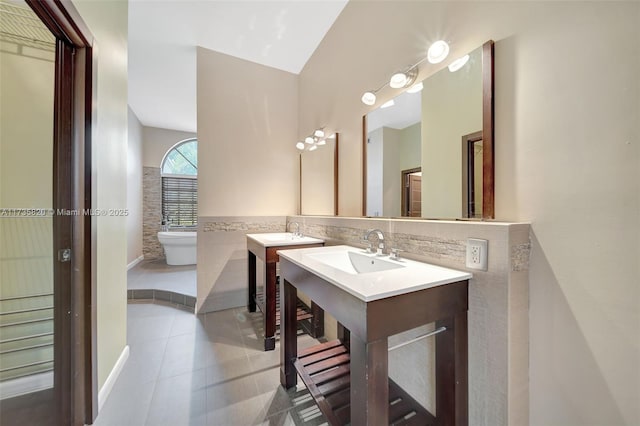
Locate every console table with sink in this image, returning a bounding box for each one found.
[246,232,325,351]
[278,245,471,425]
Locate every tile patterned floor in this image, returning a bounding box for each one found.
[127,260,197,297]
[93,302,329,426]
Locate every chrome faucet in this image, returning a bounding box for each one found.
[161,215,170,232]
[288,222,301,238]
[363,229,385,255]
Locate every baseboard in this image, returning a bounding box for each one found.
[127,255,144,270]
[0,371,53,400]
[98,345,129,410]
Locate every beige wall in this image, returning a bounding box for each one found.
[127,107,143,265]
[299,2,639,425]
[72,0,129,391]
[399,122,421,172]
[366,127,383,216]
[196,48,298,311]
[382,127,401,217]
[197,47,298,217]
[143,126,196,168]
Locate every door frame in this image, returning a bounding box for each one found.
[461,131,483,219]
[25,1,96,424]
[400,167,421,217]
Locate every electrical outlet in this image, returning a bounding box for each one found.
[466,238,488,271]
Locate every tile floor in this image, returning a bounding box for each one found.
[93,302,329,426]
[127,260,197,297]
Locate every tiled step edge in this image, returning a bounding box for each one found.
[127,289,195,313]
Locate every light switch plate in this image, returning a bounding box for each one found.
[466,238,488,271]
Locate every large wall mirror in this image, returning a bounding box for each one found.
[363,40,494,219]
[300,134,339,215]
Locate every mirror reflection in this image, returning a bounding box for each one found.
[300,134,338,215]
[364,42,493,219]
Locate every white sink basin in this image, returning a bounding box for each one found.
[277,245,472,302]
[307,250,404,275]
[246,232,324,247]
[262,233,299,242]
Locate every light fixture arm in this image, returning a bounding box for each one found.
[360,40,450,105]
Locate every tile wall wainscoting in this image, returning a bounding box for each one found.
[286,215,530,426]
[197,216,287,313]
[142,166,163,259]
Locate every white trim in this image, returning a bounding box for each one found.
[98,345,129,410]
[160,173,197,179]
[127,255,144,270]
[0,371,53,400]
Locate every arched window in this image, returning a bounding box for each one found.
[161,139,197,227]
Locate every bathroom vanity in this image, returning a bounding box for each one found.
[246,233,325,350]
[278,245,471,425]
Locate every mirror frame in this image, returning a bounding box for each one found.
[362,40,495,219]
[299,133,339,215]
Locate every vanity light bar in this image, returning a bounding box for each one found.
[361,40,450,105]
[387,326,447,352]
[296,127,334,151]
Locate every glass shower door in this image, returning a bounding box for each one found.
[0,1,57,423]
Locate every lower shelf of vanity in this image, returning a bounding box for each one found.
[294,340,436,426]
[254,288,314,326]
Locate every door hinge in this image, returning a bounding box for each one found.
[58,248,71,262]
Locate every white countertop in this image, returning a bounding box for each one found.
[246,232,324,247]
[277,245,472,302]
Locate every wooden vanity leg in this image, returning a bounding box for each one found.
[350,334,388,425]
[435,312,468,426]
[310,301,324,338]
[280,279,298,389]
[337,322,350,350]
[247,251,256,312]
[264,261,277,351]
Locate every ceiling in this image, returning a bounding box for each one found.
[366,90,422,134]
[128,0,348,133]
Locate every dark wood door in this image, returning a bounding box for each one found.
[401,167,422,217]
[0,2,97,425]
[408,174,422,217]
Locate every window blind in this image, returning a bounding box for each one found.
[162,177,197,226]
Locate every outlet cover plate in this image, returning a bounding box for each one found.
[466,238,488,271]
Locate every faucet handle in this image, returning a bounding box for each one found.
[365,242,375,253]
[389,248,403,260]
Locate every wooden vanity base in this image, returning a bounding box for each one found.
[293,339,435,425]
[279,258,469,425]
[247,241,324,351]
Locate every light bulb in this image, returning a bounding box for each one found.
[428,40,450,64]
[448,54,469,72]
[317,139,326,146]
[389,72,408,89]
[296,142,305,150]
[380,99,395,109]
[407,82,424,93]
[361,91,376,106]
[309,145,318,151]
[327,133,336,139]
[314,128,325,138]
[305,136,314,144]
